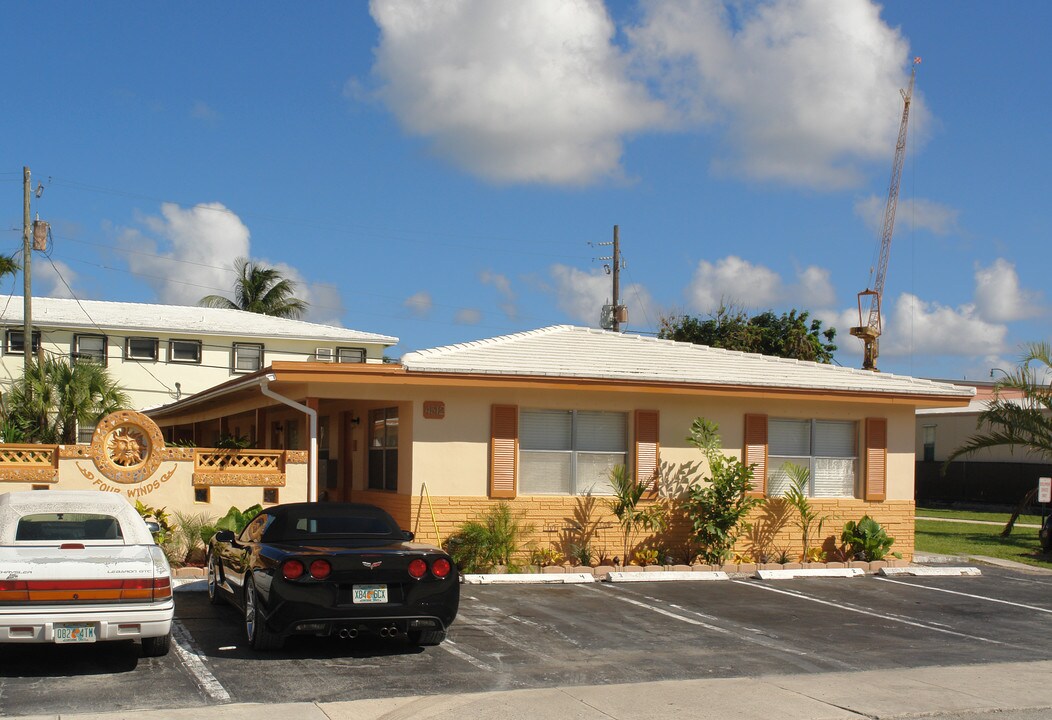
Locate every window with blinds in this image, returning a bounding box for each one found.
[768,418,857,498]
[519,409,626,495]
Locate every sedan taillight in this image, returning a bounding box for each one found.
[309,559,331,580]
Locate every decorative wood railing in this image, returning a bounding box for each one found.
[193,449,286,487]
[0,444,59,484]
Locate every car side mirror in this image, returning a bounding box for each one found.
[146,521,161,534]
[402,530,415,542]
[214,530,236,544]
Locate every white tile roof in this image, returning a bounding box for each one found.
[0,297,397,345]
[402,326,975,400]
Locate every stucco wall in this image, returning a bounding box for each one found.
[916,409,1052,464]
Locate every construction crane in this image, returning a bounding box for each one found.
[850,57,920,371]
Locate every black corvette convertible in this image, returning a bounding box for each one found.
[206,502,459,650]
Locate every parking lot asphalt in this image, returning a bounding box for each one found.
[5,562,1052,719]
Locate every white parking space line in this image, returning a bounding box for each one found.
[171,620,232,703]
[586,585,849,666]
[876,576,1052,614]
[439,639,496,672]
[734,581,1004,645]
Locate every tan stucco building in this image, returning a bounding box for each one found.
[134,326,974,562]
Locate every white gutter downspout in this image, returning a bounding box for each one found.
[260,374,318,503]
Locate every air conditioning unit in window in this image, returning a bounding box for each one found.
[314,348,334,362]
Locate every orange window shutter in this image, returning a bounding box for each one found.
[489,405,518,499]
[865,417,888,502]
[634,410,660,492]
[743,414,768,497]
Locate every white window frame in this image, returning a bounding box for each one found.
[5,329,40,355]
[168,339,202,364]
[73,334,107,365]
[126,336,159,361]
[768,418,858,499]
[519,409,627,496]
[233,343,264,373]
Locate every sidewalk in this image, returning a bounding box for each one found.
[15,659,1052,720]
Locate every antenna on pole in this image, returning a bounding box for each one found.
[595,225,627,331]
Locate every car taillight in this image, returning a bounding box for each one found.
[282,559,305,580]
[432,558,452,578]
[309,559,331,580]
[408,559,427,579]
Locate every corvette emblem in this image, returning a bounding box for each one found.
[362,561,382,570]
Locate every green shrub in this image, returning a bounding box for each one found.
[214,504,263,534]
[781,462,832,561]
[605,464,667,565]
[444,502,533,573]
[171,511,214,565]
[680,418,764,564]
[841,515,896,561]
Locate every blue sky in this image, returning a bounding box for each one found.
[2,1,1049,381]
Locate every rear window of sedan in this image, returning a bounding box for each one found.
[15,513,124,541]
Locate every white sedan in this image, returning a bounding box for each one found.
[0,490,174,656]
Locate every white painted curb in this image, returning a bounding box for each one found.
[756,568,866,580]
[462,572,596,584]
[173,578,207,592]
[603,571,729,583]
[879,566,982,577]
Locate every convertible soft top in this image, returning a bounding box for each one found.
[261,502,402,542]
[0,491,155,545]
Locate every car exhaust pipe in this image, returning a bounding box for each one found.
[338,628,359,640]
[379,627,389,637]
[387,625,399,637]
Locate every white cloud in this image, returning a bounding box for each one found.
[369,0,665,185]
[790,265,836,309]
[688,256,782,312]
[854,195,960,236]
[404,291,432,317]
[629,0,921,189]
[549,264,656,327]
[120,202,251,306]
[874,293,1007,357]
[480,269,517,319]
[33,259,78,299]
[973,258,1042,323]
[455,308,482,325]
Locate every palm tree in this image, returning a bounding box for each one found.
[2,356,131,444]
[946,341,1052,536]
[0,253,20,280]
[199,257,308,319]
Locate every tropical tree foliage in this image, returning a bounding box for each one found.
[659,305,837,363]
[1,356,131,443]
[0,253,20,280]
[199,256,308,319]
[947,342,1052,463]
[605,464,667,565]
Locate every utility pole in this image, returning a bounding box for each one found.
[595,225,627,332]
[22,167,31,373]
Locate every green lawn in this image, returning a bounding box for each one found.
[916,506,1044,526]
[915,519,1052,569]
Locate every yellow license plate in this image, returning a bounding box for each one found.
[352,584,387,604]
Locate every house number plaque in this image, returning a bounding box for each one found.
[423,401,445,420]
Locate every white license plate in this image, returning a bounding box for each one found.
[55,624,96,643]
[352,584,387,604]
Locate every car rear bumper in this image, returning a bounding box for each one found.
[0,600,174,643]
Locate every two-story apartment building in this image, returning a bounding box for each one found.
[0,297,397,441]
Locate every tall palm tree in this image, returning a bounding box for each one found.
[0,253,20,280]
[2,356,131,444]
[946,341,1052,537]
[199,257,308,319]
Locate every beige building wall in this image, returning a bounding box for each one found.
[916,409,1052,464]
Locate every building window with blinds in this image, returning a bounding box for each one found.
[767,419,857,498]
[519,409,626,496]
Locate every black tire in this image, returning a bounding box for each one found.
[408,629,447,646]
[206,555,223,606]
[141,631,171,657]
[244,578,283,651]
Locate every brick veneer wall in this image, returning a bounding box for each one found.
[392,495,915,564]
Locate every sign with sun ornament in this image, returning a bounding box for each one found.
[88,410,166,485]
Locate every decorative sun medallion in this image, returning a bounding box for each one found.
[90,410,165,484]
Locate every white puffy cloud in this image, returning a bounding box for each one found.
[973,258,1042,323]
[687,256,782,312]
[874,293,1007,357]
[628,0,921,189]
[789,265,836,309]
[33,259,78,299]
[369,0,666,185]
[120,202,251,306]
[403,291,432,317]
[854,195,960,236]
[549,264,657,327]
